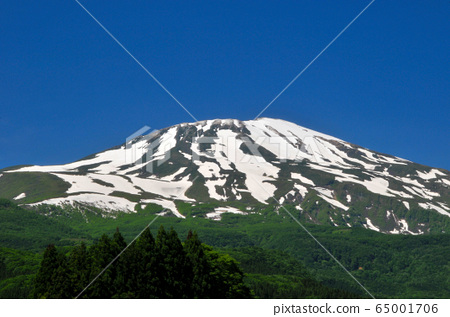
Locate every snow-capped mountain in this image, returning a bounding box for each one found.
[1,118,449,234]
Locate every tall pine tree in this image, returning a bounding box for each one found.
[184,230,213,298]
[34,244,71,298]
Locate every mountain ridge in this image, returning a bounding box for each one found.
[0,117,448,235]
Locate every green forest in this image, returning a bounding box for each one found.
[33,227,252,299]
[0,199,449,299]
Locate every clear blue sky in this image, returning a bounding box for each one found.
[1,1,448,170]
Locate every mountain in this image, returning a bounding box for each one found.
[1,118,449,234]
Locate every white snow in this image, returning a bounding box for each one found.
[402,201,410,210]
[417,169,446,180]
[437,202,450,211]
[13,192,26,200]
[381,156,408,165]
[244,118,342,164]
[364,218,380,232]
[291,173,315,186]
[213,129,279,203]
[386,210,393,218]
[5,117,449,223]
[205,206,246,221]
[160,167,188,181]
[28,194,136,212]
[397,219,419,235]
[403,185,439,200]
[182,152,192,161]
[329,216,338,226]
[357,148,379,162]
[197,161,221,179]
[294,184,309,197]
[130,175,193,201]
[315,187,334,198]
[308,164,358,180]
[403,177,425,188]
[320,139,377,170]
[52,173,110,195]
[12,146,127,174]
[251,118,341,142]
[141,198,185,218]
[151,126,178,160]
[418,202,450,217]
[315,187,349,211]
[215,206,246,214]
[335,176,395,197]
[204,177,228,201]
[53,173,142,196]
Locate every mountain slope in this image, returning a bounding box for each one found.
[1,118,449,234]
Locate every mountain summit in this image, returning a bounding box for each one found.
[1,118,449,234]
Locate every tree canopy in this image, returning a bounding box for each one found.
[33,226,252,299]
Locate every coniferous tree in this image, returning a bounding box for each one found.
[184,230,213,298]
[0,255,7,281]
[113,227,127,249]
[68,242,90,297]
[134,228,160,298]
[87,234,117,298]
[33,228,253,299]
[166,227,193,298]
[34,244,59,298]
[155,226,192,298]
[34,244,71,298]
[111,228,128,297]
[154,225,170,298]
[51,254,72,298]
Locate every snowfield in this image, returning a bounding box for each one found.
[13,192,26,200]
[3,117,449,234]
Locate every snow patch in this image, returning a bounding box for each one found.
[141,198,185,218]
[294,184,309,197]
[315,187,349,211]
[402,201,410,210]
[335,176,395,197]
[403,186,440,200]
[151,126,178,160]
[13,192,26,200]
[329,217,338,226]
[417,169,446,180]
[364,218,380,232]
[28,194,136,212]
[418,202,450,217]
[291,173,315,186]
[205,206,246,221]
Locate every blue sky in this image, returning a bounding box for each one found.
[1,1,449,170]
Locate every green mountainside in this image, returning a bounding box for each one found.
[0,200,448,299]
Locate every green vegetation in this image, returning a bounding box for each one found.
[33,227,251,299]
[0,199,87,251]
[224,247,361,299]
[0,199,449,299]
[0,247,41,298]
[0,172,70,204]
